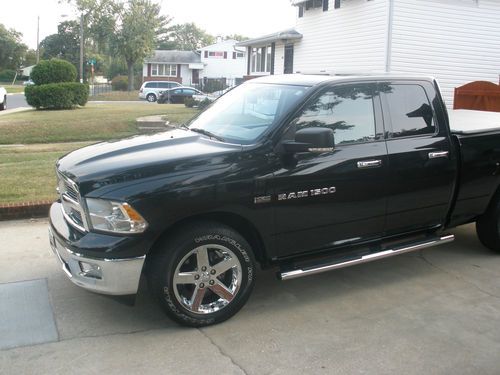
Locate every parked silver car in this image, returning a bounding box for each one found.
[139,81,182,102]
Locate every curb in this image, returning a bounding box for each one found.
[0,201,52,221]
[0,106,32,116]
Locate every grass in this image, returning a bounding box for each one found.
[0,142,93,204]
[2,84,24,94]
[91,90,140,101]
[0,102,197,144]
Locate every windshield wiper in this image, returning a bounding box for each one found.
[189,127,226,142]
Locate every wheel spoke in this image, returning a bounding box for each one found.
[212,257,238,276]
[190,286,207,312]
[173,272,197,285]
[209,280,235,302]
[196,246,210,269]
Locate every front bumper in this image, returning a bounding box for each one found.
[49,202,145,295]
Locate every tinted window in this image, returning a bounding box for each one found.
[294,84,376,144]
[145,82,158,88]
[183,89,196,95]
[385,85,435,138]
[158,82,172,88]
[172,89,182,95]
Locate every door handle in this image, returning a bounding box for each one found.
[428,151,449,159]
[357,160,382,169]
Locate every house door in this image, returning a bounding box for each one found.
[284,44,294,74]
[192,70,199,84]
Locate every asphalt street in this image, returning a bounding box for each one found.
[0,219,499,374]
[5,93,28,109]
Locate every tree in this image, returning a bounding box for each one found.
[159,23,214,51]
[224,34,249,42]
[0,24,28,70]
[40,21,81,69]
[113,0,168,90]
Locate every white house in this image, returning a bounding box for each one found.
[142,50,204,86]
[239,0,500,107]
[199,39,247,85]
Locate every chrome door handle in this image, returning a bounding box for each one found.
[357,160,382,169]
[428,151,449,159]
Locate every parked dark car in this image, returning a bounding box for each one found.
[49,74,500,327]
[157,87,204,104]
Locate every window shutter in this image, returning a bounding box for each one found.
[224,51,227,59]
[204,51,208,58]
[323,0,329,11]
[299,5,304,17]
[233,52,236,59]
[334,0,340,9]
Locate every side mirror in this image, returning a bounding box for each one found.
[283,127,335,153]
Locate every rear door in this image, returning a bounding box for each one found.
[272,82,389,257]
[381,81,457,234]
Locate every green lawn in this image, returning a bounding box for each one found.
[0,102,197,144]
[2,84,25,94]
[0,103,198,203]
[0,143,93,204]
[91,90,140,101]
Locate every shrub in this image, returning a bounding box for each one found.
[197,98,212,110]
[31,59,77,85]
[111,75,128,91]
[0,69,17,82]
[25,82,89,109]
[184,97,196,108]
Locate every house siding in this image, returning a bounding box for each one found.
[293,0,389,74]
[199,39,246,80]
[390,0,500,106]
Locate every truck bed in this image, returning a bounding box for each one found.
[449,109,500,135]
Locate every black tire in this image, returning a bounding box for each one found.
[146,93,156,102]
[0,96,6,110]
[476,196,500,253]
[148,222,256,327]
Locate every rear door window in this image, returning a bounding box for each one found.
[385,84,436,138]
[145,82,158,88]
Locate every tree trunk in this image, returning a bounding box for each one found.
[127,61,134,91]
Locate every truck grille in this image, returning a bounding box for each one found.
[57,171,87,232]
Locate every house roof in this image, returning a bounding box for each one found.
[145,50,201,64]
[236,29,303,47]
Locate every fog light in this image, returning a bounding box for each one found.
[79,261,102,279]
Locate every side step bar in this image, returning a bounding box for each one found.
[279,234,454,281]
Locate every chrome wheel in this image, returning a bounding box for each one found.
[172,244,242,314]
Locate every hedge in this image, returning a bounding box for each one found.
[31,59,77,85]
[111,75,128,91]
[25,82,89,109]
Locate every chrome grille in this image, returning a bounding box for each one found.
[57,170,87,232]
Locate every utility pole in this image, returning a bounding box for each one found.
[36,16,40,64]
[79,13,84,83]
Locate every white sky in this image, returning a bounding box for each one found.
[0,0,298,49]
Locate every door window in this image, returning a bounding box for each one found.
[385,85,435,138]
[294,84,377,144]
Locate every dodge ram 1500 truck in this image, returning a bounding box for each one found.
[48,74,500,327]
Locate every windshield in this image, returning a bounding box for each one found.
[187,83,309,144]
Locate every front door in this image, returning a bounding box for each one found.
[272,82,388,258]
[192,69,199,84]
[284,44,294,74]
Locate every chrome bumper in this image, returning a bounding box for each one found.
[48,227,145,295]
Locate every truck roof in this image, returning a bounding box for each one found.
[250,74,436,87]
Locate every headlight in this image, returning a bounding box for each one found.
[86,198,148,234]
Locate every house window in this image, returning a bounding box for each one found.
[251,45,272,74]
[305,0,323,10]
[151,64,177,77]
[236,52,244,58]
[208,51,225,58]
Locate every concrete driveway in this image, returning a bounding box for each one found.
[0,219,499,374]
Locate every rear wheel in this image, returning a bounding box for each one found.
[476,196,500,253]
[148,222,256,327]
[0,96,6,110]
[146,93,156,102]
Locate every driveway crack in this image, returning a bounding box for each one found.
[198,328,248,375]
[418,250,500,299]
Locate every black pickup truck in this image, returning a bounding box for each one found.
[48,74,500,327]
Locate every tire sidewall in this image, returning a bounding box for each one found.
[156,226,256,326]
[147,93,156,102]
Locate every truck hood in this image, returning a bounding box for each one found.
[57,129,241,195]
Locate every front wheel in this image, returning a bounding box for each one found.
[476,196,500,253]
[146,93,156,102]
[148,222,256,327]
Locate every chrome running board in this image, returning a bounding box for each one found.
[279,234,454,281]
